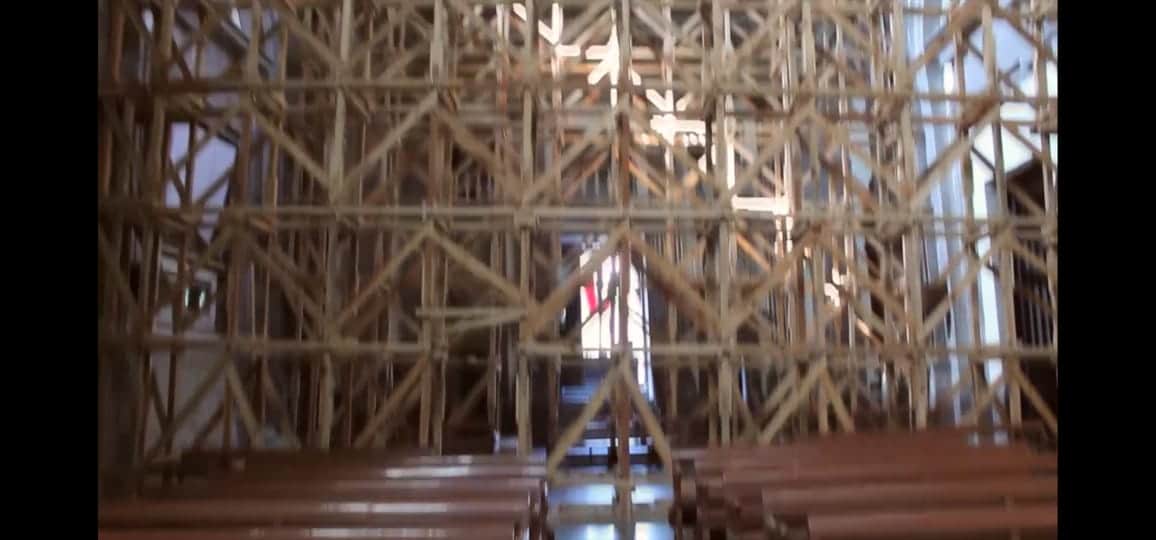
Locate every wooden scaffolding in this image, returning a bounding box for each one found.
[98,0,1058,504]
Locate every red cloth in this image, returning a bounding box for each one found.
[583,282,598,313]
[583,282,612,314]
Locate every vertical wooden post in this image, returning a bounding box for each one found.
[1031,3,1058,350]
[891,0,927,430]
[131,0,175,466]
[657,0,680,440]
[517,227,532,454]
[417,0,449,451]
[514,0,538,457]
[713,0,736,447]
[612,0,634,521]
[981,3,1021,428]
[317,0,355,451]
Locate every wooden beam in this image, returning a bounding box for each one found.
[353,359,427,447]
[546,368,615,475]
[820,368,856,433]
[143,356,231,463]
[223,363,264,449]
[618,359,672,471]
[758,361,826,444]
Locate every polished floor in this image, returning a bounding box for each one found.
[552,482,673,506]
[554,522,674,540]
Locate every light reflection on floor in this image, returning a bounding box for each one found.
[551,482,673,505]
[564,437,652,457]
[565,464,661,476]
[553,522,674,540]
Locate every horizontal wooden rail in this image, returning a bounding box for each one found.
[98,527,520,540]
[806,503,1058,539]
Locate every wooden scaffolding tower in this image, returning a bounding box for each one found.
[98,0,1058,501]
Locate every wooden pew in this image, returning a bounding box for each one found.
[143,476,550,536]
[223,463,548,481]
[671,428,1025,528]
[684,446,1050,533]
[114,454,551,540]
[735,475,1057,530]
[695,445,1044,480]
[99,526,522,540]
[173,451,544,481]
[147,477,545,501]
[690,438,1030,473]
[98,499,535,530]
[671,431,1056,540]
[708,452,1056,493]
[804,503,1058,540]
[672,427,1021,462]
[695,453,1056,533]
[229,452,543,470]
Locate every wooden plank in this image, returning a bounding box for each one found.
[1006,363,1058,434]
[271,1,343,71]
[428,230,534,307]
[342,92,438,195]
[725,234,812,335]
[240,233,327,328]
[336,228,429,328]
[143,356,231,463]
[818,369,854,433]
[344,7,412,75]
[546,369,614,475]
[1006,237,1050,276]
[805,503,1057,540]
[248,103,329,189]
[619,360,673,471]
[96,227,144,326]
[814,3,874,60]
[909,0,986,74]
[629,231,721,334]
[434,108,522,200]
[819,237,917,334]
[752,367,798,427]
[723,104,812,200]
[909,107,997,207]
[165,102,244,190]
[758,361,826,444]
[353,359,427,447]
[444,0,518,60]
[100,527,516,540]
[960,373,1007,427]
[920,230,1009,340]
[729,369,757,439]
[224,363,264,450]
[257,362,303,448]
[99,499,532,528]
[762,476,1056,516]
[446,362,497,428]
[523,111,614,204]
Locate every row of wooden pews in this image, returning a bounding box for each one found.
[99,450,550,540]
[671,428,1057,540]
